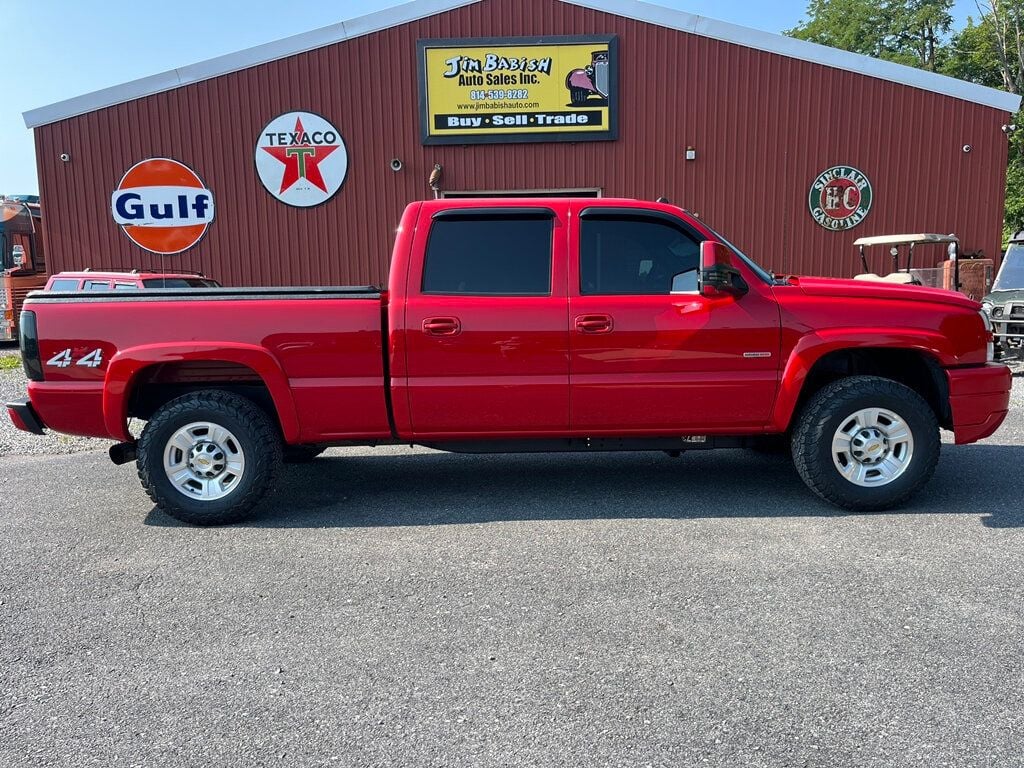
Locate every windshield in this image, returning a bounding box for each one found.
[993,243,1024,291]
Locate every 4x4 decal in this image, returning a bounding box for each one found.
[46,348,103,368]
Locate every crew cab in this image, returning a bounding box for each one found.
[7,198,1011,525]
[45,269,221,291]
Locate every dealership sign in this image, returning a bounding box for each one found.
[256,112,348,207]
[417,36,618,145]
[111,158,214,254]
[809,166,873,231]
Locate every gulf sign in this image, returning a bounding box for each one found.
[111,158,214,254]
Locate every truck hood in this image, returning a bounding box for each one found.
[793,276,978,310]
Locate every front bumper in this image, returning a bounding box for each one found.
[6,398,45,435]
[946,364,1011,444]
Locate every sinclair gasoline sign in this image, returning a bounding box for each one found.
[808,166,874,231]
[417,36,618,145]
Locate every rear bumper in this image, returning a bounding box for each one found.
[6,398,45,435]
[946,363,1011,445]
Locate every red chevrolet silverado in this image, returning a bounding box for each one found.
[7,198,1011,525]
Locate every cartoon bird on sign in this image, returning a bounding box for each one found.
[428,163,443,199]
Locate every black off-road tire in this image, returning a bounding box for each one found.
[791,376,940,511]
[283,444,327,463]
[137,390,282,526]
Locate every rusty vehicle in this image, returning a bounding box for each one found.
[0,198,47,342]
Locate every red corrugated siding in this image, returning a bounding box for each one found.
[34,0,1010,285]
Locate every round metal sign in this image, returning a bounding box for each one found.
[809,166,873,231]
[110,158,214,255]
[255,111,349,207]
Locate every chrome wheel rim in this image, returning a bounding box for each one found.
[831,407,914,487]
[163,421,245,501]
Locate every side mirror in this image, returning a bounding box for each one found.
[11,245,25,268]
[699,241,748,297]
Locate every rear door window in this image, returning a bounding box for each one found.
[422,213,553,296]
[84,280,112,291]
[113,282,139,290]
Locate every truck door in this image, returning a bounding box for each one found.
[568,207,781,433]
[402,206,569,437]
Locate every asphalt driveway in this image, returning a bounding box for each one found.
[1,379,1023,767]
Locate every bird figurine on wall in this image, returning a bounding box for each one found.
[429,163,443,199]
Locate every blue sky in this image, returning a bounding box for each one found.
[1,0,982,194]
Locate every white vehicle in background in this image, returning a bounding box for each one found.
[982,233,1024,360]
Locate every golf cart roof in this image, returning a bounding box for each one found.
[853,234,958,247]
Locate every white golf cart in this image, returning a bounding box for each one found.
[852,233,960,291]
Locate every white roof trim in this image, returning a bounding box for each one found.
[562,0,1021,112]
[24,0,1021,128]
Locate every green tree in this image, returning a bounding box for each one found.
[942,17,1004,88]
[788,0,952,70]
[887,0,953,70]
[786,0,890,57]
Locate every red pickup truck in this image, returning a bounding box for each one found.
[7,198,1010,525]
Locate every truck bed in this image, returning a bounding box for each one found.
[22,286,393,443]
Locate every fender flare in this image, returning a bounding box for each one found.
[769,329,954,432]
[102,342,300,443]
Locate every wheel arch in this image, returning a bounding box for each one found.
[103,343,300,443]
[772,333,953,433]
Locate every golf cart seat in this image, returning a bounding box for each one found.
[853,272,918,285]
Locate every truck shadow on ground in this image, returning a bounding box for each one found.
[143,443,1024,529]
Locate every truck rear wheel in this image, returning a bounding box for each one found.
[791,376,939,511]
[137,390,282,525]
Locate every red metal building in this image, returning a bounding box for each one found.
[23,0,1022,286]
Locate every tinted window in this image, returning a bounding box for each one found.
[49,279,79,291]
[580,216,700,295]
[141,278,219,288]
[422,214,552,296]
[85,280,111,291]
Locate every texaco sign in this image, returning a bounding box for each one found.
[808,166,873,231]
[255,111,349,207]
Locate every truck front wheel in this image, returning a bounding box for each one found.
[791,376,940,511]
[137,391,282,525]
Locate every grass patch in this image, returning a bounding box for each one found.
[0,354,22,370]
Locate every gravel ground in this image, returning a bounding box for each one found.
[1,356,1024,766]
[0,347,107,457]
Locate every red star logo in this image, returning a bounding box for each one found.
[262,117,339,194]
